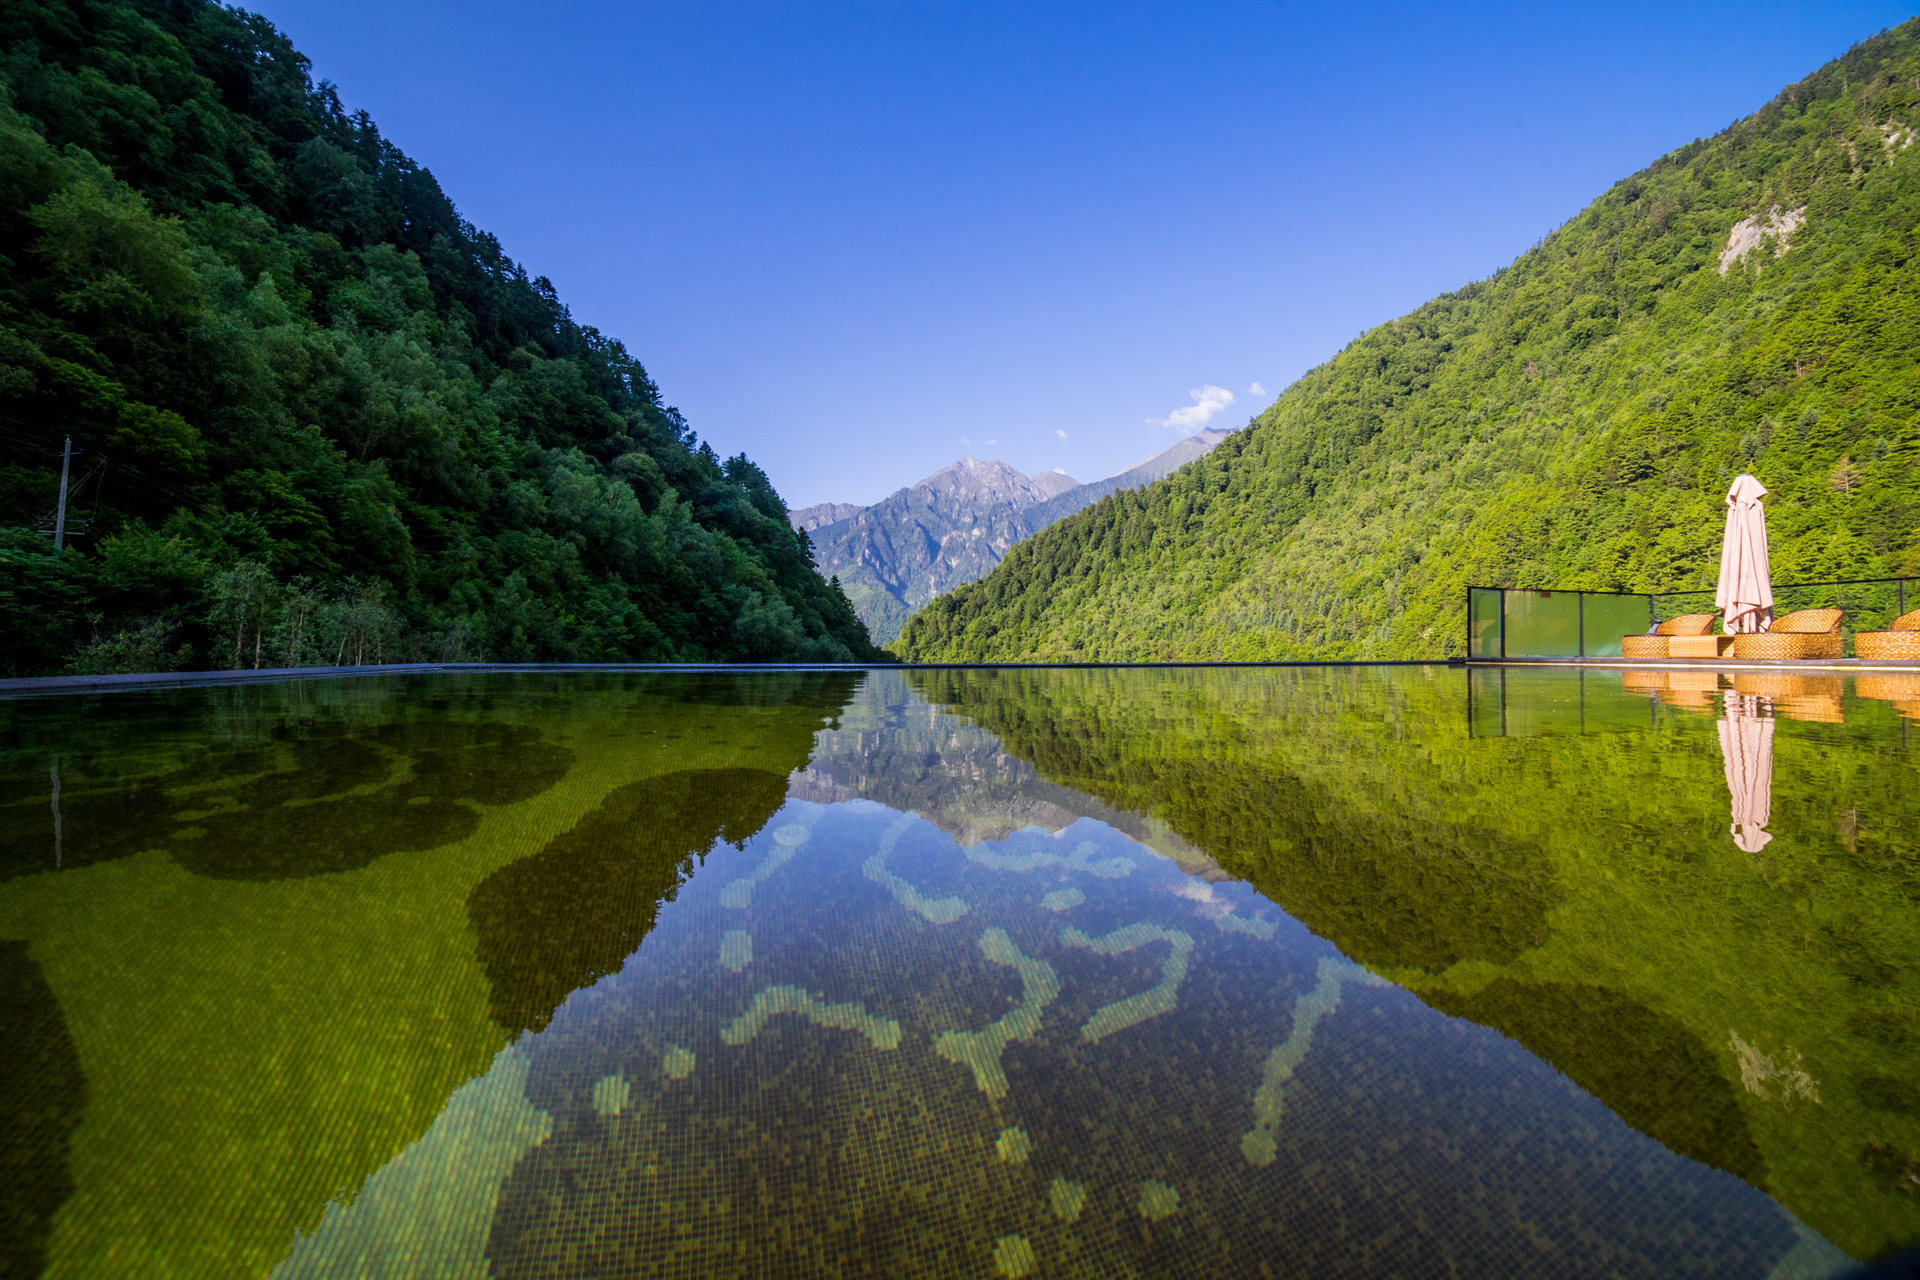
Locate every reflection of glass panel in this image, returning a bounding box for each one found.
[1469,588,1502,658]
[1577,669,1665,731]
[1504,591,1582,658]
[1500,668,1586,737]
[1468,667,1505,737]
[1582,593,1651,658]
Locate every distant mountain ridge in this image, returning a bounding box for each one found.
[799,431,1234,644]
[1022,429,1231,530]
[789,502,865,532]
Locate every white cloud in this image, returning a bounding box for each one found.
[1054,429,1068,440]
[1248,382,1267,396]
[985,438,997,445]
[1148,385,1235,435]
[961,437,971,446]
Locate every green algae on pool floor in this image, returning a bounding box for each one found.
[0,666,1912,1277]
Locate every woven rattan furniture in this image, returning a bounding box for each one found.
[1856,674,1920,720]
[1661,670,1724,708]
[1853,609,1920,662]
[1730,608,1844,661]
[1620,613,1719,659]
[1669,635,1737,658]
[1857,674,1920,702]
[1732,672,1844,722]
[1617,670,1724,707]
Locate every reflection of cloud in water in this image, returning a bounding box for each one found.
[718,930,752,972]
[1040,887,1084,912]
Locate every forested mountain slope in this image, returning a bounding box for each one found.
[0,0,881,675]
[1017,427,1232,532]
[898,24,1920,662]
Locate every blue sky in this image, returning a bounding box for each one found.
[251,1,1913,507]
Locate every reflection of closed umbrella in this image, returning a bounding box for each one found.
[1718,693,1774,853]
[1715,474,1774,634]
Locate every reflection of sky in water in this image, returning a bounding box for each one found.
[7,667,1915,1278]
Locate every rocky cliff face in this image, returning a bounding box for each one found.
[803,459,1082,644]
[800,437,1234,645]
[788,502,866,532]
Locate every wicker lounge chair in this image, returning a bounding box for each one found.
[1729,608,1844,661]
[1731,672,1844,722]
[1853,609,1920,661]
[1619,670,1723,707]
[1621,613,1719,659]
[1856,674,1920,720]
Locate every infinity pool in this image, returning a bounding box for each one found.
[2,666,1915,1277]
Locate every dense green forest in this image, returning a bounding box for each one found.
[899,22,1920,662]
[0,0,882,675]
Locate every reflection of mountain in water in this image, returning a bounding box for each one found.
[905,666,1920,1261]
[791,672,1226,879]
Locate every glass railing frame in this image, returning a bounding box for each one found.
[1467,577,1915,660]
[1467,586,1655,660]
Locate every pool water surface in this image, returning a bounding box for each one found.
[1,666,1915,1277]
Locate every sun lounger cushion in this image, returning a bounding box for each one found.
[1769,608,1844,635]
[1656,613,1718,637]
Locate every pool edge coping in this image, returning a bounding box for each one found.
[0,659,1459,699]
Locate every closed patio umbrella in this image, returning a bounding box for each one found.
[1715,474,1774,634]
[1718,692,1774,853]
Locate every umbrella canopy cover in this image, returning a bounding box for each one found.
[1719,692,1775,853]
[1715,473,1774,634]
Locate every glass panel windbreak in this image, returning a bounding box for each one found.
[1502,589,1582,657]
[1582,593,1652,658]
[1468,587,1502,658]
[3,667,1917,1278]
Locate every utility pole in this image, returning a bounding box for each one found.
[53,435,72,550]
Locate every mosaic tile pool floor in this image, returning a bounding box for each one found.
[2,666,1915,1277]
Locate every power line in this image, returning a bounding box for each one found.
[0,417,210,512]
